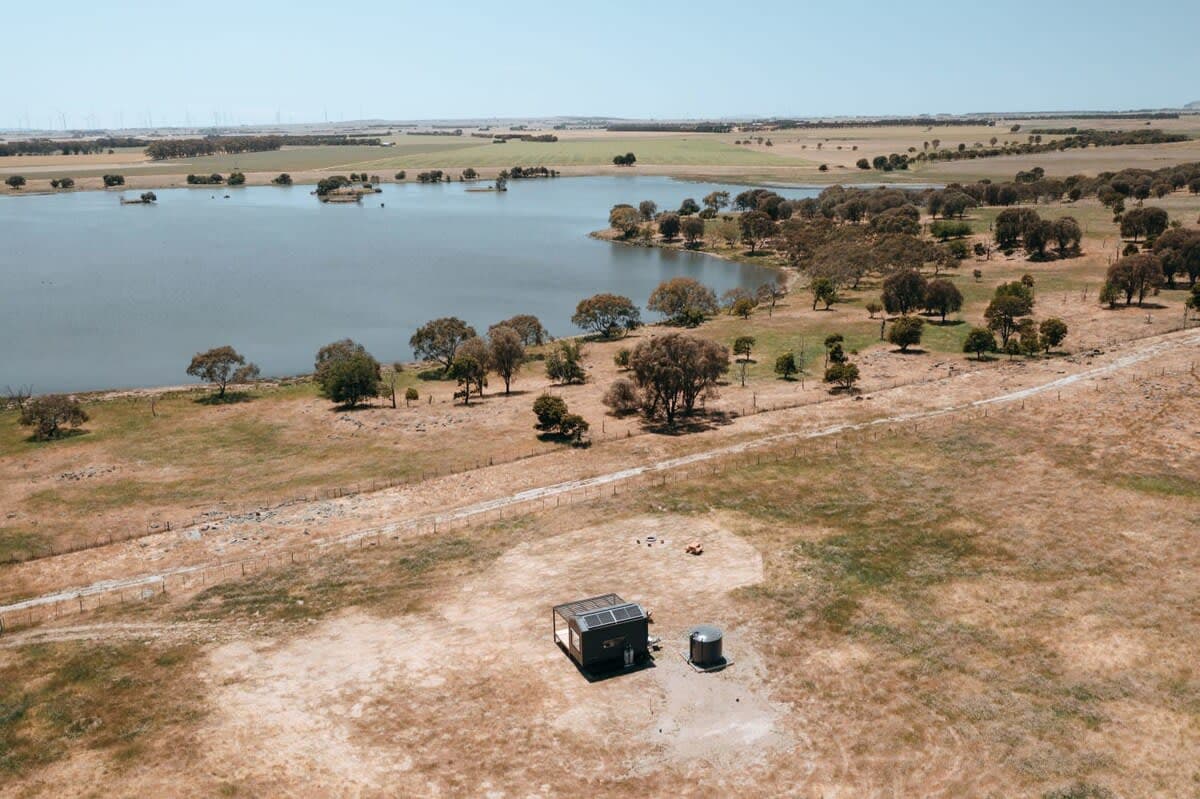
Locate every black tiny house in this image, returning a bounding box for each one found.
[552,593,649,670]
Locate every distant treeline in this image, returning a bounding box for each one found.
[1009,112,1181,121]
[470,133,558,142]
[919,128,1188,164]
[406,129,463,137]
[145,135,382,160]
[607,123,734,133]
[506,165,559,178]
[0,136,149,156]
[769,118,996,129]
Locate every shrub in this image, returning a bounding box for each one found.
[532,394,568,430]
[315,339,382,407]
[20,394,89,440]
[823,361,860,391]
[602,378,641,415]
[532,396,587,442]
[320,351,382,407]
[887,316,925,352]
[732,297,755,318]
[1039,317,1068,352]
[774,352,798,380]
[5,175,27,189]
[930,220,971,240]
[545,340,586,384]
[558,413,589,444]
[963,327,997,359]
[658,212,681,240]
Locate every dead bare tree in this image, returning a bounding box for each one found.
[4,385,32,411]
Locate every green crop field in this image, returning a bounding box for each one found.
[156,141,480,174]
[337,136,813,170]
[0,142,478,180]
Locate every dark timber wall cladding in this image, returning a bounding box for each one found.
[552,594,650,670]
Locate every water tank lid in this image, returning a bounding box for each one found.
[688,624,723,643]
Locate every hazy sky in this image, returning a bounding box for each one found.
[5,0,1199,129]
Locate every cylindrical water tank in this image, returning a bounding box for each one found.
[688,624,724,666]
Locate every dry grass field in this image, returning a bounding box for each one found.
[1,326,1196,797]
[3,118,1199,192]
[2,194,1194,569]
[2,135,1199,796]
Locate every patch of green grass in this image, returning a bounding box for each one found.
[0,642,203,774]
[650,436,988,630]
[183,535,497,622]
[0,528,42,562]
[1041,782,1116,799]
[1117,473,1200,498]
[344,136,811,170]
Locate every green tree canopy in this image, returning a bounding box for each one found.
[410,317,478,372]
[572,293,641,338]
[186,345,258,399]
[647,277,719,326]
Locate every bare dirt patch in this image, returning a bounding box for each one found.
[195,514,782,796]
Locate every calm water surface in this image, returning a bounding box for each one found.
[1,176,817,392]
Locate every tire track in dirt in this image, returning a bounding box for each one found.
[0,621,233,648]
[2,328,1196,624]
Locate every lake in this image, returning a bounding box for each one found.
[0,176,817,393]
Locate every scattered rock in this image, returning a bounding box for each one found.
[57,464,118,481]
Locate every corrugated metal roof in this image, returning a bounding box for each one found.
[577,603,646,632]
[552,593,624,618]
[552,594,647,632]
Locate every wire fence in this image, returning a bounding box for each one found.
[2,327,1196,635]
[12,312,1193,567]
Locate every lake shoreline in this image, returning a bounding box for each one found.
[2,177,785,393]
[589,226,794,280]
[0,167,924,199]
